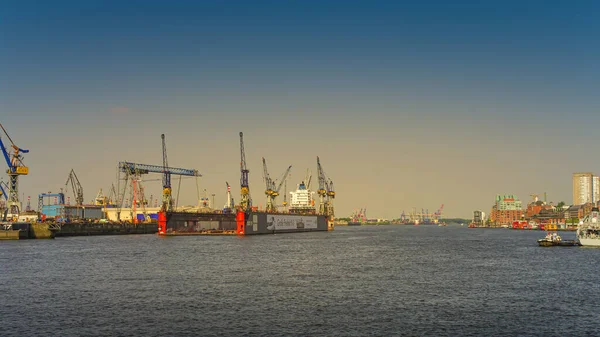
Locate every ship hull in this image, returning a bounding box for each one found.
[577,238,600,247]
[158,211,329,236]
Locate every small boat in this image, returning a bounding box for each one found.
[537,238,555,247]
[537,232,580,247]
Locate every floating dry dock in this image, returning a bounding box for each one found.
[0,222,56,240]
[158,211,332,236]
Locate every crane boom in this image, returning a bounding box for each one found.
[274,165,292,195]
[0,181,7,200]
[119,162,199,177]
[0,137,11,171]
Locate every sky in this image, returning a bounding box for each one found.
[1,0,599,219]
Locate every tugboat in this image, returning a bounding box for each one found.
[537,232,580,247]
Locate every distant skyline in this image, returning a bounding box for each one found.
[1,1,599,218]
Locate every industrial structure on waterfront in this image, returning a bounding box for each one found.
[399,205,444,225]
[0,118,337,238]
[158,132,336,235]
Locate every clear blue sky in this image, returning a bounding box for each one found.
[1,1,599,218]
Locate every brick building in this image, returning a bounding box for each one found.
[490,194,523,225]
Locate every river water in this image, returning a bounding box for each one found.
[1,225,599,336]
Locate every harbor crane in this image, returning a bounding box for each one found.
[272,165,292,209]
[262,157,292,213]
[434,204,444,221]
[239,132,251,211]
[65,169,84,205]
[161,134,172,212]
[118,161,200,217]
[316,157,335,219]
[262,157,274,210]
[0,123,29,216]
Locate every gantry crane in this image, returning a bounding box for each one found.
[65,169,84,205]
[118,161,200,218]
[0,123,29,216]
[239,132,251,211]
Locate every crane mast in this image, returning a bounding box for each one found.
[161,134,172,212]
[239,132,251,211]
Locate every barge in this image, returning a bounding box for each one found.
[158,211,332,236]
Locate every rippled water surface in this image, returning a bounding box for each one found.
[1,225,599,336]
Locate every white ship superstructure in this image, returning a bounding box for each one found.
[289,181,316,214]
[577,207,600,247]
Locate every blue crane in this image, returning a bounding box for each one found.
[0,123,29,216]
[0,181,6,221]
[0,181,7,200]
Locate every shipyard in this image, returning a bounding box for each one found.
[0,125,336,239]
[4,2,600,337]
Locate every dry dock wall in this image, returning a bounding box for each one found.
[165,212,237,233]
[55,222,157,236]
[243,213,328,235]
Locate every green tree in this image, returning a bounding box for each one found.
[557,201,566,208]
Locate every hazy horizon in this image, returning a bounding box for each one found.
[2,1,599,218]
